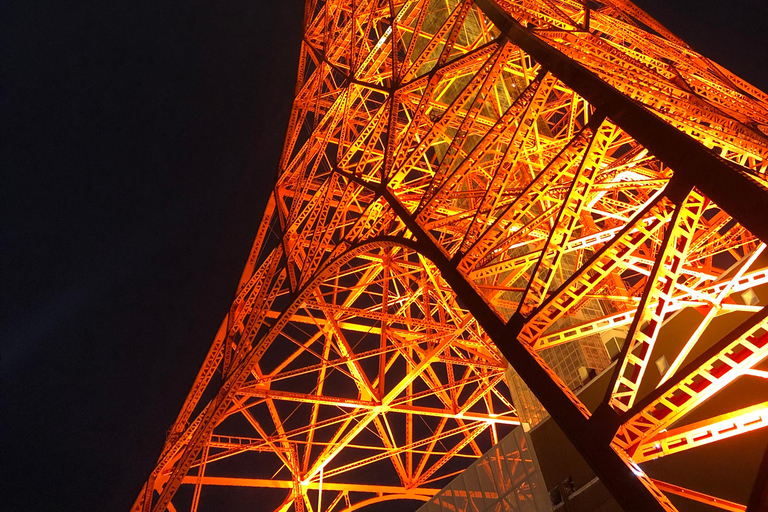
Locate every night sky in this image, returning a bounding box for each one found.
[2,1,767,511]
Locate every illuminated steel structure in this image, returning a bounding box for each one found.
[133,0,768,511]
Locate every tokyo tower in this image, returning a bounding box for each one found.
[132,0,768,511]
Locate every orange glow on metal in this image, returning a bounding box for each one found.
[132,0,768,511]
[650,479,747,512]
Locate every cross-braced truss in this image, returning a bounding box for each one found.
[133,0,768,511]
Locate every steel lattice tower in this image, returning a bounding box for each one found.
[133,1,768,511]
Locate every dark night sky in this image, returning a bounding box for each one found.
[1,1,766,511]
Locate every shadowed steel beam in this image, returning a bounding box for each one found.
[475,0,768,244]
[383,188,670,512]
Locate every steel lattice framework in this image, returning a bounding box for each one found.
[133,0,768,511]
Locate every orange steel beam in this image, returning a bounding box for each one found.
[615,308,768,454]
[238,387,519,424]
[384,194,675,512]
[635,401,768,463]
[133,0,768,511]
[608,189,706,412]
[651,479,747,512]
[179,476,440,495]
[474,0,768,243]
